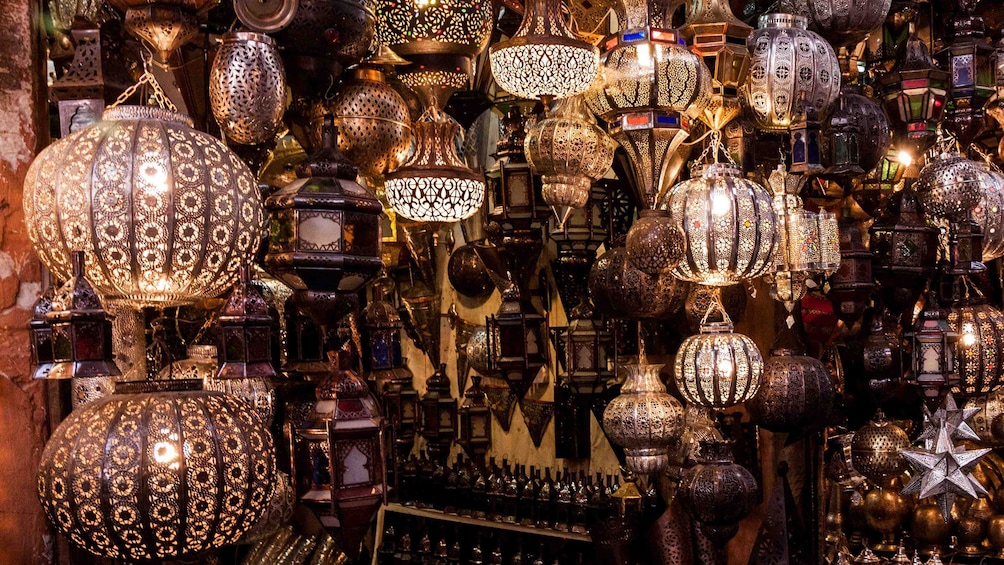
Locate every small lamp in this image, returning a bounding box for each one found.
[458,375,492,465]
[418,363,458,464]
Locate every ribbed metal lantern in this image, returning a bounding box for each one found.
[677,439,758,544]
[209,31,286,145]
[914,152,984,222]
[850,416,910,486]
[948,302,1004,396]
[746,348,835,432]
[525,95,616,225]
[664,162,779,286]
[602,363,683,476]
[975,163,1004,261]
[674,320,764,409]
[36,387,276,561]
[587,243,688,320]
[23,106,264,307]
[744,13,841,132]
[778,0,893,48]
[329,66,412,180]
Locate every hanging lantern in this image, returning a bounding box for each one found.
[458,375,492,464]
[466,325,495,378]
[37,382,276,561]
[679,0,753,130]
[974,164,1004,261]
[375,0,494,108]
[158,344,218,381]
[525,96,616,225]
[777,0,892,48]
[827,214,874,324]
[852,151,906,219]
[367,284,417,455]
[964,390,1004,445]
[989,37,1004,148]
[587,22,713,210]
[677,439,759,544]
[209,31,286,146]
[418,363,458,463]
[263,117,384,293]
[746,348,836,432]
[602,363,683,476]
[788,101,825,175]
[909,293,961,398]
[50,0,103,29]
[878,27,950,157]
[850,415,911,487]
[869,188,939,318]
[665,162,779,286]
[110,0,216,60]
[587,243,688,320]
[329,63,413,181]
[282,294,329,379]
[744,13,841,133]
[29,287,55,380]
[489,0,599,101]
[674,317,764,410]
[822,85,892,178]
[914,152,983,223]
[49,27,105,137]
[550,182,610,314]
[486,106,550,239]
[861,315,903,385]
[385,108,486,224]
[934,12,996,147]
[625,208,687,275]
[948,301,1004,396]
[684,284,747,333]
[23,106,264,307]
[560,301,615,396]
[486,284,548,400]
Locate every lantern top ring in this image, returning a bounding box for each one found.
[699,320,735,334]
[103,104,193,127]
[758,13,808,30]
[492,34,598,54]
[220,30,276,47]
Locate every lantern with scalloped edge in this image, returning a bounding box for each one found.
[602,362,683,476]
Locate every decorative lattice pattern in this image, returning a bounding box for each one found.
[209,32,286,145]
[914,152,984,222]
[948,303,1004,396]
[375,0,493,57]
[491,42,598,101]
[330,69,412,179]
[674,323,763,409]
[602,363,682,475]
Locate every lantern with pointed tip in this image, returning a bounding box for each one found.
[879,26,949,157]
[934,12,995,147]
[486,285,548,400]
[111,0,217,60]
[458,375,492,464]
[909,291,961,399]
[549,182,610,314]
[419,363,458,463]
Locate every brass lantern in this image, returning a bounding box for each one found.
[934,12,996,147]
[948,301,1004,396]
[209,31,287,146]
[746,348,836,432]
[458,375,492,464]
[486,285,548,400]
[879,27,950,157]
[909,292,961,399]
[419,363,458,463]
[914,152,984,223]
[263,117,384,293]
[869,188,939,319]
[850,415,911,487]
[674,317,764,410]
[602,362,683,476]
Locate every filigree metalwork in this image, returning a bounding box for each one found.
[588,244,688,319]
[948,302,1004,396]
[914,152,984,222]
[375,0,493,58]
[677,439,759,544]
[850,416,910,486]
[778,0,893,47]
[330,67,412,180]
[674,320,763,409]
[209,32,286,146]
[483,376,518,432]
[746,349,835,432]
[602,363,683,476]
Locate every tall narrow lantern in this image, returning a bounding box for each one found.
[458,375,492,464]
[419,363,458,463]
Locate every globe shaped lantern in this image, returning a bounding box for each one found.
[744,13,841,133]
[914,152,984,222]
[822,84,892,178]
[777,0,893,48]
[209,31,286,146]
[975,163,1004,261]
[489,0,599,101]
[664,162,779,286]
[602,363,683,476]
[674,312,764,410]
[587,243,688,320]
[23,106,264,308]
[36,384,276,561]
[525,95,616,226]
[677,439,759,544]
[385,108,486,225]
[746,348,836,432]
[948,301,1004,396]
[850,415,911,487]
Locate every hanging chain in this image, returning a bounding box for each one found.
[111,49,178,112]
[700,286,733,328]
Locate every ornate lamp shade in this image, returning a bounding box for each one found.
[602,363,683,476]
[263,118,384,293]
[272,0,375,63]
[777,0,892,48]
[36,386,276,561]
[850,416,910,487]
[489,0,598,101]
[674,320,764,409]
[934,13,995,146]
[746,348,835,432]
[525,96,616,225]
[879,30,949,156]
[822,85,891,178]
[23,106,264,308]
[948,302,1004,396]
[109,0,217,59]
[209,32,286,146]
[664,163,779,286]
[975,164,1004,261]
[869,189,939,317]
[329,66,412,180]
[744,13,841,133]
[587,243,688,320]
[385,109,486,223]
[677,439,758,544]
[914,152,983,222]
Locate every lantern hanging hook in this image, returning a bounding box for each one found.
[111,48,178,112]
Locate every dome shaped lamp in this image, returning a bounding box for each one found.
[489,0,599,102]
[777,0,892,48]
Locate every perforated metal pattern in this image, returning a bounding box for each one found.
[210,32,286,145]
[602,363,683,475]
[330,69,412,179]
[850,418,910,484]
[975,164,1004,261]
[948,303,1004,397]
[778,0,892,48]
[915,152,984,222]
[674,323,764,409]
[375,0,493,57]
[746,350,835,432]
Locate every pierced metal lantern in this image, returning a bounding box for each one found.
[29,287,55,380]
[37,384,276,561]
[158,345,218,381]
[602,363,683,476]
[822,85,891,178]
[111,0,215,59]
[458,375,492,464]
[914,152,983,222]
[975,163,1004,261]
[827,215,873,324]
[273,0,375,66]
[746,348,835,432]
[665,162,779,286]
[674,320,764,409]
[853,152,906,219]
[879,29,950,156]
[23,106,264,308]
[525,96,616,225]
[489,0,598,101]
[677,439,758,544]
[869,189,939,317]
[487,286,548,400]
[744,13,841,133]
[850,416,910,487]
[209,31,286,146]
[588,244,688,320]
[777,0,892,48]
[263,117,384,293]
[909,293,960,398]
[679,0,753,130]
[329,65,412,180]
[626,208,687,275]
[935,13,995,147]
[419,363,458,463]
[385,109,486,224]
[948,302,1004,396]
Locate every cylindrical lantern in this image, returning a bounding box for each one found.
[602,363,683,476]
[746,348,836,432]
[209,31,286,145]
[674,320,764,409]
[744,13,841,132]
[36,386,276,561]
[664,162,779,286]
[948,302,1004,396]
[23,106,264,307]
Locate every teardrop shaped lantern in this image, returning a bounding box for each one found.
[524,96,616,225]
[209,31,286,145]
[23,106,264,307]
[489,0,599,101]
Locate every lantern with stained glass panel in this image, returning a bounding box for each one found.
[852,151,906,219]
[934,13,995,147]
[988,37,1004,139]
[458,375,492,464]
[909,293,961,400]
[487,286,548,400]
[878,27,949,157]
[869,189,939,320]
[419,363,458,463]
[29,288,55,380]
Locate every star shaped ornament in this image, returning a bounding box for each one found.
[917,392,980,443]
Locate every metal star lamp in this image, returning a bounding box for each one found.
[489,0,599,102]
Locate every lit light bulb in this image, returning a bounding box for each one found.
[717,355,734,377]
[711,190,731,216]
[897,149,913,168]
[961,322,976,348]
[153,441,178,464]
